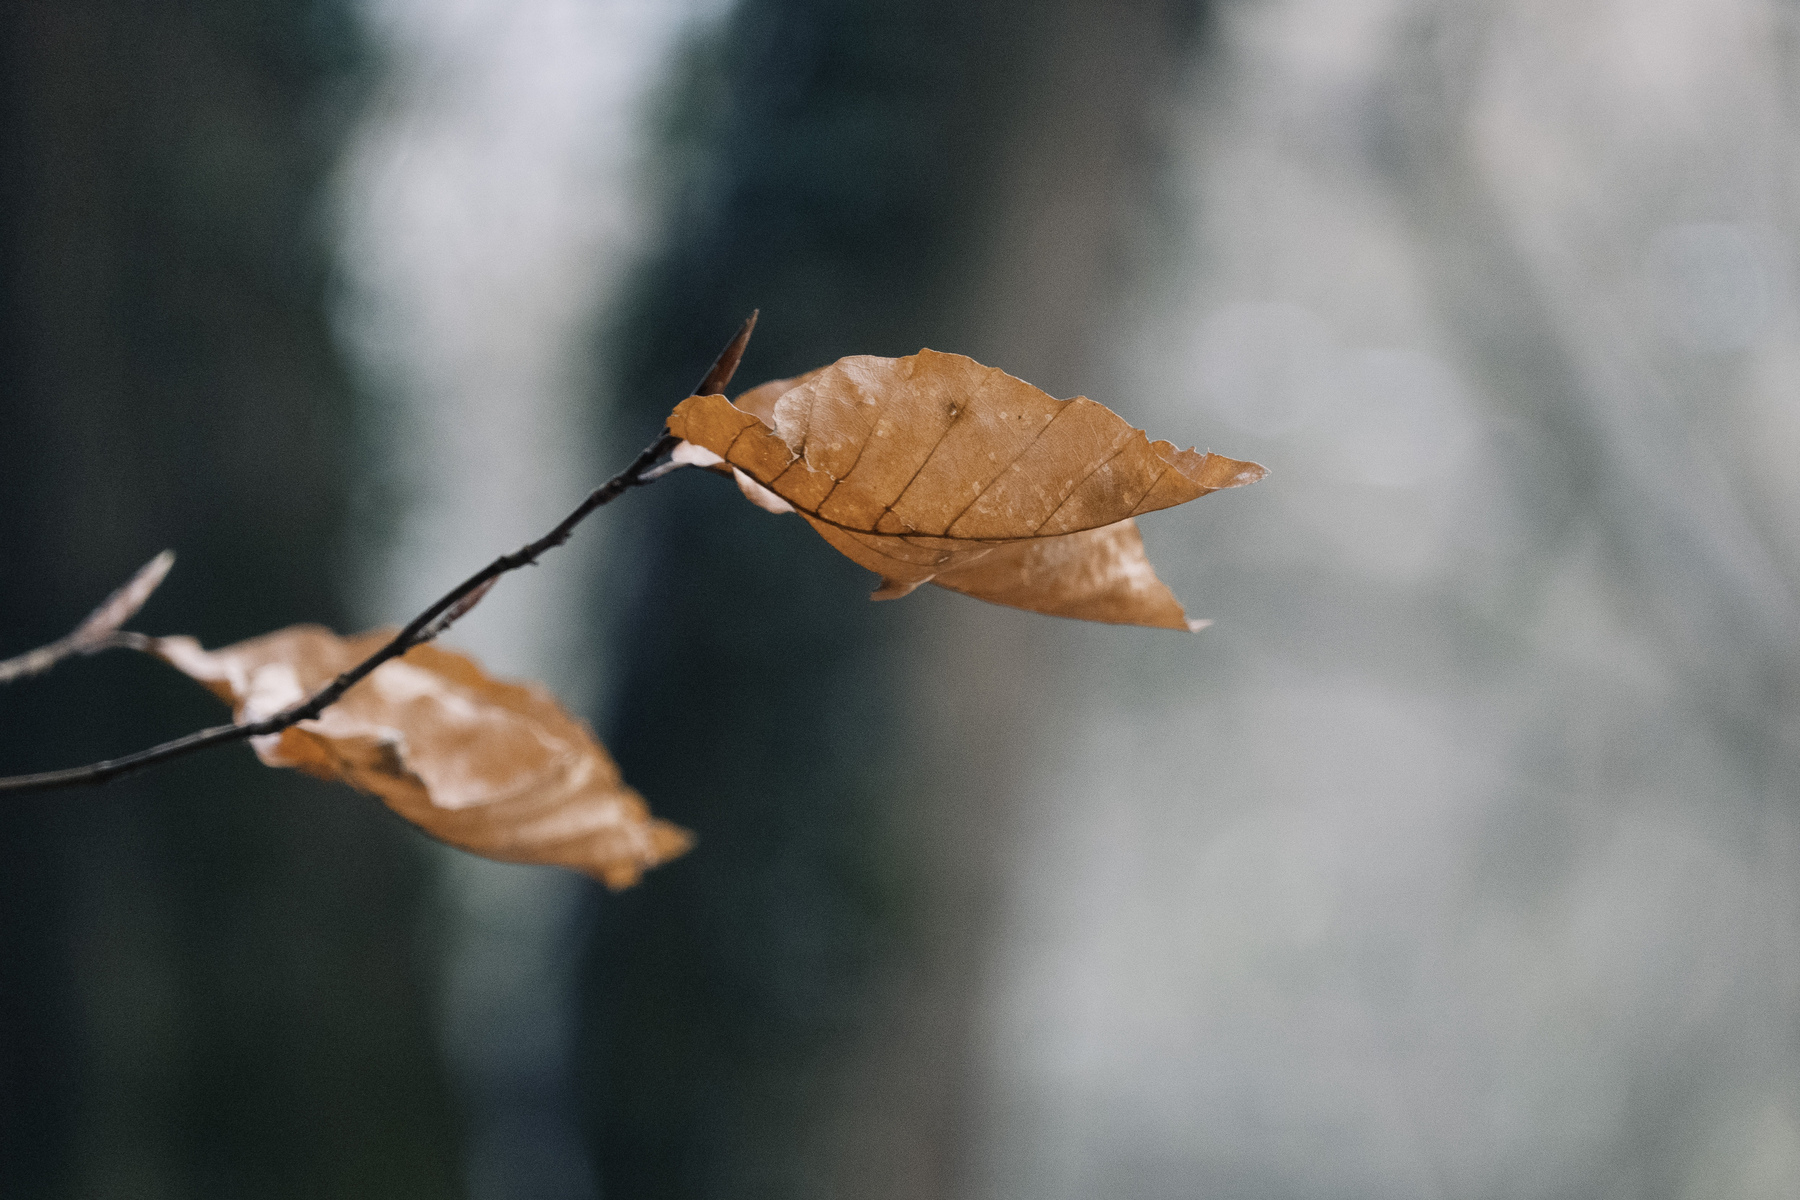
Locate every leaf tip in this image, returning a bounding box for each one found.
[594,819,694,890]
[871,576,926,601]
[1205,454,1268,488]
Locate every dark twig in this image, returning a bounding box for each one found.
[0,551,176,685]
[0,313,758,795]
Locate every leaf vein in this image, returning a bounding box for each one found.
[942,398,1074,534]
[1031,435,1136,534]
[874,369,1004,531]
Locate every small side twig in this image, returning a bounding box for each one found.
[0,312,758,795]
[0,550,176,685]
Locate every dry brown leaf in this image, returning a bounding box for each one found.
[667,349,1265,630]
[731,365,828,426]
[150,626,690,888]
[927,519,1208,629]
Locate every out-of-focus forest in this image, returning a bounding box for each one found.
[5,1,1800,1198]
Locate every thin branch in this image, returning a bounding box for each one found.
[0,313,759,795]
[0,551,176,685]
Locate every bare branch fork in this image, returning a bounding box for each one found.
[0,313,758,796]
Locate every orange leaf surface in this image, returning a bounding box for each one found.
[666,350,1265,630]
[150,626,690,888]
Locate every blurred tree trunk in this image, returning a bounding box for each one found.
[582,2,1202,1197]
[0,2,460,1195]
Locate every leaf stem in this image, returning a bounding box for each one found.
[0,312,758,795]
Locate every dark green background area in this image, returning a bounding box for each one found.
[0,1,459,1195]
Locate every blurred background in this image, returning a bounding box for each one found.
[5,0,1800,1196]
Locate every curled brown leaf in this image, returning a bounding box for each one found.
[150,626,690,888]
[667,350,1264,630]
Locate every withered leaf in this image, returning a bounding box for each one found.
[927,519,1208,629]
[667,350,1265,630]
[151,626,690,888]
